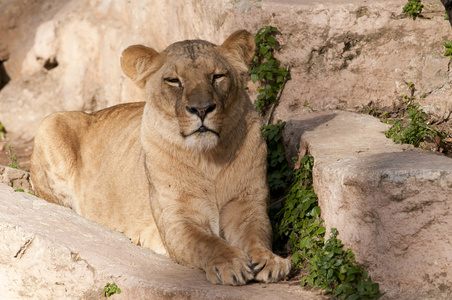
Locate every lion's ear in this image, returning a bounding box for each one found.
[221,30,256,66]
[120,45,160,89]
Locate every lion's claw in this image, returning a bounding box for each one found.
[250,249,291,283]
[205,247,254,285]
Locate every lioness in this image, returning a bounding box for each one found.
[30,30,291,285]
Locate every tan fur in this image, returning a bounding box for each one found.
[30,30,291,285]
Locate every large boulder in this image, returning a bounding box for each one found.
[284,111,452,299]
[0,0,451,140]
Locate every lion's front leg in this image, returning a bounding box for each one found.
[220,197,292,283]
[153,205,255,285]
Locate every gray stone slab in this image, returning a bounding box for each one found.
[284,111,452,299]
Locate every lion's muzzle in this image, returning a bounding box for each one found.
[185,104,217,121]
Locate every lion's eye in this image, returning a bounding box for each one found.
[164,78,181,87]
[212,74,226,83]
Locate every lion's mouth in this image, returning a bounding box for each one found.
[181,125,220,138]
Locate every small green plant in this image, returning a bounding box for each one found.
[104,282,121,297]
[250,26,290,115]
[385,82,442,147]
[305,229,383,299]
[402,0,423,20]
[274,154,323,262]
[386,103,439,147]
[444,41,452,60]
[275,154,383,299]
[0,122,5,141]
[15,189,38,196]
[6,145,21,169]
[262,120,291,195]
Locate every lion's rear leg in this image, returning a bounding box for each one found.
[31,112,87,212]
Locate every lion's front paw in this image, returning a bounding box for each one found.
[250,249,292,283]
[205,247,254,286]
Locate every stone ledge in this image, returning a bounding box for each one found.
[0,183,327,299]
[284,111,452,299]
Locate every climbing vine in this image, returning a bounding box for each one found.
[251,26,292,195]
[250,26,290,122]
[261,120,291,196]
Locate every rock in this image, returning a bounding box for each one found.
[0,183,328,299]
[0,165,32,192]
[0,0,451,140]
[284,111,452,299]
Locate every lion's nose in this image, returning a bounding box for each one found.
[186,104,216,121]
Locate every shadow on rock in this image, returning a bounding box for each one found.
[283,112,337,163]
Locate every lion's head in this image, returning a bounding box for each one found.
[120,30,255,151]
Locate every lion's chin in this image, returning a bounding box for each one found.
[184,132,219,152]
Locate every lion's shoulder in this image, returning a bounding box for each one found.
[91,101,145,121]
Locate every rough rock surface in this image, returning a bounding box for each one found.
[0,0,451,140]
[0,165,32,192]
[0,182,328,300]
[284,111,452,300]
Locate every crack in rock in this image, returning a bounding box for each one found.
[14,236,35,259]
